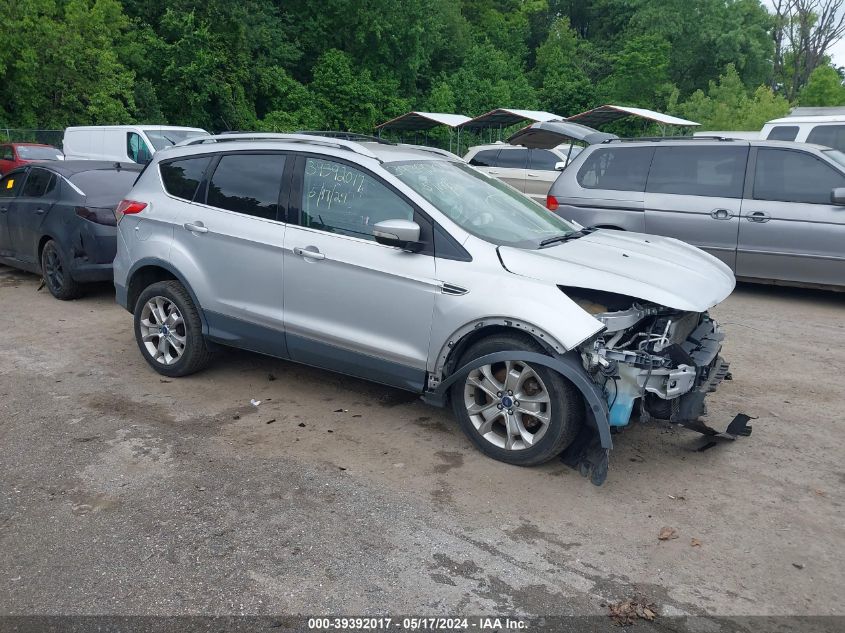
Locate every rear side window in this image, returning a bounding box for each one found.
[22,168,56,197]
[806,125,845,151]
[646,146,748,198]
[206,153,286,220]
[160,156,212,201]
[529,149,562,170]
[766,126,799,141]
[496,148,529,169]
[577,147,654,192]
[468,149,500,167]
[753,148,845,204]
[0,146,13,161]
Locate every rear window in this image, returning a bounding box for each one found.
[17,146,63,160]
[69,169,141,202]
[766,126,799,142]
[160,156,212,201]
[646,146,748,198]
[577,147,654,192]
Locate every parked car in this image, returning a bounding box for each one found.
[539,134,845,291]
[113,133,737,483]
[0,143,63,176]
[62,125,208,164]
[463,143,580,204]
[0,161,143,299]
[693,107,845,150]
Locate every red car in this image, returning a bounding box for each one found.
[0,143,63,176]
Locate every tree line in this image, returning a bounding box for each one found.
[2,0,845,136]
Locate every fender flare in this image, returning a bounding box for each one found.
[125,257,209,334]
[422,350,612,451]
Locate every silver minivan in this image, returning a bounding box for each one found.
[543,137,845,290]
[113,133,740,484]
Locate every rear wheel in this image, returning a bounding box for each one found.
[41,239,81,300]
[133,280,213,377]
[450,333,583,466]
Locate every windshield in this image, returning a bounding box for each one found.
[18,146,63,160]
[823,149,845,169]
[145,129,206,151]
[384,160,577,247]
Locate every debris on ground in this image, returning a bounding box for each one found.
[268,373,276,381]
[333,408,348,413]
[667,494,686,501]
[298,422,306,428]
[690,538,702,547]
[266,419,276,425]
[658,527,679,541]
[607,598,657,625]
[792,562,804,570]
[232,414,240,420]
[159,379,171,383]
[250,399,261,407]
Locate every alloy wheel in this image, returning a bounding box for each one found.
[139,296,187,365]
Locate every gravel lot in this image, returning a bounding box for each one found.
[1,263,843,623]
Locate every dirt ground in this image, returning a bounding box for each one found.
[1,262,843,623]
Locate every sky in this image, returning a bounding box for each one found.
[761,0,845,67]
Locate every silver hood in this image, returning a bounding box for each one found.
[498,230,736,312]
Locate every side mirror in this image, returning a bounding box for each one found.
[832,187,845,205]
[373,219,422,251]
[554,161,568,171]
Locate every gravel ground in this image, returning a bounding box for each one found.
[0,263,843,623]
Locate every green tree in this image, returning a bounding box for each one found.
[678,64,791,130]
[799,64,845,106]
[534,17,595,116]
[600,34,674,109]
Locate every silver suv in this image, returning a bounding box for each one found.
[114,133,737,484]
[545,137,845,290]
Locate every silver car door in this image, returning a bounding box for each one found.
[282,155,438,391]
[524,149,562,204]
[492,147,529,192]
[643,145,747,269]
[737,147,845,286]
[166,152,290,354]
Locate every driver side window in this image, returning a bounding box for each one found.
[300,158,413,241]
[126,132,152,164]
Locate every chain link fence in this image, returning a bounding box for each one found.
[1,128,64,148]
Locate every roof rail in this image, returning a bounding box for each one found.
[397,143,459,159]
[175,132,382,161]
[295,130,394,144]
[602,136,739,144]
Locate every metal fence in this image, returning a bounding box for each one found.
[0,128,64,147]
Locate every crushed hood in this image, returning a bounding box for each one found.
[498,230,735,312]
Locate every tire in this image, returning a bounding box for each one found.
[41,240,81,300]
[450,333,583,466]
[133,280,213,377]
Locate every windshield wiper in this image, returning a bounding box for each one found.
[539,227,597,248]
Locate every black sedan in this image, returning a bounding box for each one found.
[0,161,142,299]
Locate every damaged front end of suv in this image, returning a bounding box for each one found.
[571,288,730,429]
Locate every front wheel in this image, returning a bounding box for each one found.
[450,334,583,466]
[133,280,213,377]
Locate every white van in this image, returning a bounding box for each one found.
[760,109,845,150]
[62,125,209,164]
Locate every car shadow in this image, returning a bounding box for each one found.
[733,280,845,306]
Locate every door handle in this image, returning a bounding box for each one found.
[0,207,7,213]
[34,208,46,215]
[527,172,539,177]
[293,246,325,261]
[487,170,500,175]
[747,211,771,223]
[184,221,208,234]
[710,208,732,220]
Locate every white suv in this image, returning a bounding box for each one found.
[113,133,738,485]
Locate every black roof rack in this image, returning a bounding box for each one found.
[602,136,739,144]
[295,130,394,144]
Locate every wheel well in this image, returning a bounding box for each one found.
[443,325,554,379]
[37,235,53,263]
[127,266,177,312]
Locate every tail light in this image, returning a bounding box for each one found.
[546,194,559,211]
[115,199,147,223]
[75,206,117,226]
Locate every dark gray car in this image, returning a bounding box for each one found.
[544,137,845,290]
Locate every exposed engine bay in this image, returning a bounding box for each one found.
[567,287,731,428]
